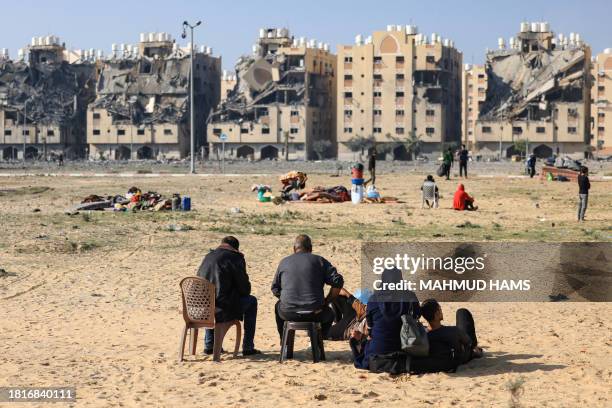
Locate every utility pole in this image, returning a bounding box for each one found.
[182,20,202,174]
[22,100,27,162]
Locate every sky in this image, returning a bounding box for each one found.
[1,0,611,70]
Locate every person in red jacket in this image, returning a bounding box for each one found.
[453,184,478,211]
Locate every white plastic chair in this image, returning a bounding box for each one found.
[421,181,438,209]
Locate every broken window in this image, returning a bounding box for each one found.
[426,56,435,64]
[426,127,435,135]
[213,128,221,135]
[482,126,492,133]
[344,110,353,116]
[93,113,101,119]
[396,73,405,80]
[536,127,546,133]
[291,111,299,116]
[567,127,577,134]
[344,92,353,98]
[4,129,11,136]
[396,127,404,134]
[117,129,125,136]
[47,130,54,136]
[262,127,270,134]
[241,128,249,134]
[426,109,435,116]
[93,129,100,135]
[373,56,382,65]
[344,127,353,133]
[512,126,523,135]
[137,129,145,135]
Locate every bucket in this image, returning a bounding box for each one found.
[351,184,364,204]
[351,168,364,179]
[181,196,191,211]
[351,178,364,185]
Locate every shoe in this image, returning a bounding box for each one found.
[242,349,262,356]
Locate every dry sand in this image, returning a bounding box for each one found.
[1,171,611,407]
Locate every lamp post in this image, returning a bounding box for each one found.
[22,100,28,163]
[182,20,202,174]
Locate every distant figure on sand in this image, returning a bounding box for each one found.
[458,144,469,178]
[272,235,344,341]
[453,184,478,211]
[365,149,377,186]
[443,147,454,180]
[527,154,537,178]
[577,166,590,222]
[197,236,261,356]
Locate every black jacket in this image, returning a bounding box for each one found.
[272,252,344,312]
[197,245,251,322]
[578,174,590,195]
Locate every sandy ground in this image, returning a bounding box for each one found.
[1,170,611,407]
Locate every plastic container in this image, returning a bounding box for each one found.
[171,194,181,211]
[351,178,364,185]
[181,196,191,211]
[351,168,364,179]
[351,184,364,204]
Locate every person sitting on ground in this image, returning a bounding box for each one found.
[421,175,440,208]
[417,299,482,372]
[197,236,261,356]
[453,183,478,211]
[351,268,420,370]
[272,234,344,342]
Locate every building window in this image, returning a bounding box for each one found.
[373,91,382,97]
[344,56,353,63]
[117,129,125,136]
[4,129,11,136]
[291,111,299,116]
[396,127,405,134]
[396,56,404,63]
[568,127,577,134]
[426,127,435,135]
[213,128,221,135]
[22,130,30,136]
[536,127,546,133]
[344,110,353,116]
[512,126,523,134]
[396,73,404,80]
[290,128,299,134]
[344,74,353,80]
[373,109,382,116]
[93,112,101,119]
[426,109,435,116]
[344,127,353,133]
[137,129,145,135]
[598,86,605,92]
[478,74,485,79]
[93,129,101,135]
[396,109,405,116]
[373,56,382,64]
[373,74,382,80]
[426,56,435,64]
[373,127,382,133]
[262,127,270,134]
[241,128,249,134]
[598,126,605,133]
[47,130,55,136]
[395,91,404,97]
[598,112,605,118]
[482,126,492,133]
[344,92,353,98]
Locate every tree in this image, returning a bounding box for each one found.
[343,135,376,160]
[513,139,528,157]
[312,139,332,160]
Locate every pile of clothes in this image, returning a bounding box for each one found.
[298,186,350,203]
[68,186,177,214]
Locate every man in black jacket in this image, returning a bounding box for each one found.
[197,236,260,355]
[272,234,344,341]
[577,166,590,221]
[458,144,469,178]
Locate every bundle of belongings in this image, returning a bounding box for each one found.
[280,171,308,200]
[66,186,174,214]
[361,185,402,204]
[299,186,350,203]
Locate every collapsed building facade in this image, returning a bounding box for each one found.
[0,36,96,160]
[337,25,463,160]
[87,33,221,160]
[207,28,337,160]
[473,22,592,158]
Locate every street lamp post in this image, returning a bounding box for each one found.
[22,100,28,163]
[182,20,202,174]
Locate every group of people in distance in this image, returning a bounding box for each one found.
[196,234,482,374]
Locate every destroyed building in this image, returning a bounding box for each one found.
[473,22,592,158]
[591,49,612,156]
[337,25,463,160]
[207,28,337,160]
[87,33,221,160]
[0,36,97,160]
[462,64,487,148]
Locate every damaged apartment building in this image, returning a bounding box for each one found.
[87,33,220,160]
[337,25,463,160]
[473,22,591,158]
[207,28,337,161]
[0,36,96,160]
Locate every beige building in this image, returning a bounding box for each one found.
[220,70,237,102]
[461,64,486,148]
[207,28,337,161]
[591,49,612,156]
[87,32,221,160]
[473,22,591,158]
[1,35,96,160]
[337,25,463,160]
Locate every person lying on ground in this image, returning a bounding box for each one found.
[421,175,440,208]
[271,234,344,342]
[326,288,369,341]
[414,299,482,373]
[197,236,261,356]
[453,183,478,211]
[351,268,420,370]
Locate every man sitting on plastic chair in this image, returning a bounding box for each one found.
[421,175,439,209]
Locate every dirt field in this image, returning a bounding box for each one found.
[1,171,611,407]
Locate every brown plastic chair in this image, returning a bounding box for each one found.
[178,276,241,362]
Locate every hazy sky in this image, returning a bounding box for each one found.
[1,0,610,70]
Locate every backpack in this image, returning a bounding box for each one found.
[400,314,429,357]
[436,164,446,177]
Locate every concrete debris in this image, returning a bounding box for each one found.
[480,45,588,122]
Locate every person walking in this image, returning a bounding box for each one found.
[442,147,453,180]
[458,144,469,178]
[527,154,536,178]
[366,148,377,186]
[577,166,590,222]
